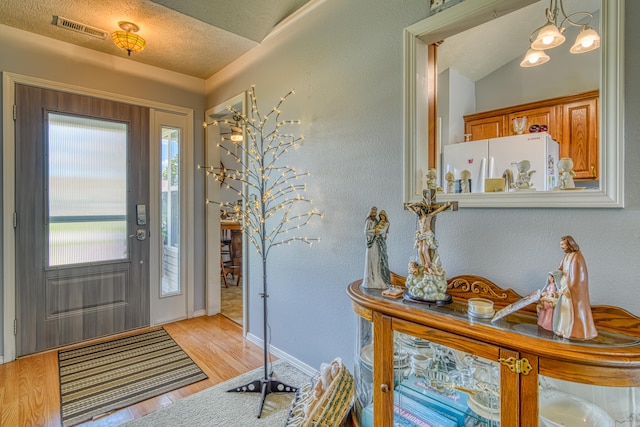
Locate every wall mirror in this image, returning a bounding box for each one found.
[403,0,624,208]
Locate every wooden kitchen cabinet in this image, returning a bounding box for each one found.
[463,90,598,181]
[561,97,598,180]
[348,274,640,427]
[464,115,506,140]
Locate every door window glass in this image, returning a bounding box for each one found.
[161,126,181,296]
[47,113,128,266]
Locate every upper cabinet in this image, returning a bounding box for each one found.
[463,90,598,180]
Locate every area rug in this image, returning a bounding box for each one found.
[123,360,312,427]
[58,328,208,427]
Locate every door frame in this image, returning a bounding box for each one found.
[2,72,194,362]
[149,110,194,325]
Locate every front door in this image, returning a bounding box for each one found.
[14,84,150,356]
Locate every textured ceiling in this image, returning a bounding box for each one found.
[0,0,317,79]
[0,0,599,81]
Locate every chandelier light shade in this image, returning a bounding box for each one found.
[570,26,600,54]
[520,48,551,67]
[522,0,599,68]
[112,21,146,56]
[531,22,565,50]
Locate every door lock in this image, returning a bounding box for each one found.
[136,229,147,240]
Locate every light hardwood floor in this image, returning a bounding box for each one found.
[0,315,266,427]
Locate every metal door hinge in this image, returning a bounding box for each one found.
[499,356,532,375]
[13,104,17,120]
[13,211,17,228]
[14,319,17,335]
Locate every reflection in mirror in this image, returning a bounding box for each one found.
[403,0,624,208]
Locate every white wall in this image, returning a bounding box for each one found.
[440,67,475,145]
[206,0,640,371]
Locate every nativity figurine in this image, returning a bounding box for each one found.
[551,235,597,340]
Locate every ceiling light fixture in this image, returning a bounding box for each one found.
[230,115,243,142]
[112,21,146,56]
[521,0,600,67]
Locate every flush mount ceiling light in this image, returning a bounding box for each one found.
[112,21,146,56]
[521,0,600,67]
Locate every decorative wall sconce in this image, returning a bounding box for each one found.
[520,0,599,67]
[112,21,146,56]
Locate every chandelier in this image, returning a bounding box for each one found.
[520,0,600,68]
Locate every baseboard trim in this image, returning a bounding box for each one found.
[245,332,316,377]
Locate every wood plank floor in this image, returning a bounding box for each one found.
[0,314,266,427]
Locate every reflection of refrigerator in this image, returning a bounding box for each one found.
[442,132,559,193]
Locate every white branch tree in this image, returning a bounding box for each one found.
[200,85,322,417]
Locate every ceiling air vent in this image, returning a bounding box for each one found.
[53,16,109,40]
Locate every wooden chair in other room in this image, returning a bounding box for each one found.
[220,229,232,287]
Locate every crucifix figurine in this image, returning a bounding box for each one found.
[404,188,458,304]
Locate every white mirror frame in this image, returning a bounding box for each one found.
[403,0,624,208]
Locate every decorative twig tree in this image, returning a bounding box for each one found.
[201,85,322,418]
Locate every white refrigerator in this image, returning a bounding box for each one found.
[442,132,559,193]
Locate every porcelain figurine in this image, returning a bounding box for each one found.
[537,271,560,331]
[362,206,391,289]
[445,171,455,194]
[460,169,471,193]
[425,168,443,193]
[511,160,536,190]
[557,157,576,189]
[552,236,597,340]
[404,192,456,303]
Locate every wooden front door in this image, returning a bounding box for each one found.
[14,84,150,356]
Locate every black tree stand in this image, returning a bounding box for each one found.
[227,254,297,418]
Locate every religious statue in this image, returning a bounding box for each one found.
[536,271,560,331]
[511,160,536,190]
[404,189,457,304]
[551,235,597,340]
[362,206,391,289]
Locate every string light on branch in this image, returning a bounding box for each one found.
[201,85,323,262]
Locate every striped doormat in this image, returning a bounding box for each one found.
[59,328,208,427]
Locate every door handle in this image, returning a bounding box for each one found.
[129,229,147,240]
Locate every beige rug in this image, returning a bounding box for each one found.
[123,360,311,427]
[59,328,208,427]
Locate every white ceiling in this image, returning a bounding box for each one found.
[0,0,319,79]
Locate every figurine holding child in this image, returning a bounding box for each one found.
[362,206,391,289]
